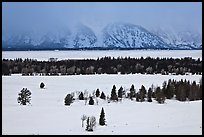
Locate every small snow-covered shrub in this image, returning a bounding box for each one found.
[40,82,45,89]
[64,94,73,106]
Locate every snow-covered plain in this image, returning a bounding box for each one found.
[2,74,202,135]
[2,50,202,60]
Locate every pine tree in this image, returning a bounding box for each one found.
[139,85,146,102]
[147,87,153,102]
[136,92,139,102]
[199,77,202,100]
[130,84,135,100]
[162,81,167,97]
[110,85,118,101]
[79,92,84,100]
[118,86,123,98]
[40,82,45,89]
[96,89,100,97]
[100,92,106,100]
[176,84,186,101]
[155,86,165,104]
[99,107,106,126]
[17,88,32,105]
[89,97,94,105]
[166,79,175,99]
[64,94,73,106]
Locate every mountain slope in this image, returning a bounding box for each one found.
[2,23,202,50]
[2,24,98,50]
[72,24,97,48]
[103,23,169,49]
[151,27,202,49]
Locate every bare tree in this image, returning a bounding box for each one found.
[95,98,99,105]
[81,114,87,128]
[84,90,89,105]
[90,116,96,128]
[86,116,96,131]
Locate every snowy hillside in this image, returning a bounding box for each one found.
[2,74,202,135]
[103,23,169,49]
[2,23,202,50]
[2,24,97,50]
[72,24,97,48]
[151,27,202,49]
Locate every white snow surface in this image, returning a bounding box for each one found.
[2,50,202,61]
[2,74,202,135]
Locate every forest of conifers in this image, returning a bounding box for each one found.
[2,57,202,76]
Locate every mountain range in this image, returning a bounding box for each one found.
[2,22,202,50]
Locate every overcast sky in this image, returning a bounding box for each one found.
[2,2,202,34]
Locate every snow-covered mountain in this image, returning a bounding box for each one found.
[2,23,202,50]
[102,23,169,49]
[2,24,97,50]
[72,24,97,48]
[151,27,202,50]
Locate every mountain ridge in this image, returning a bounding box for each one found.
[2,22,202,50]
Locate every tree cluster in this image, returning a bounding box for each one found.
[2,57,202,75]
[65,77,201,107]
[81,107,106,132]
[108,79,202,103]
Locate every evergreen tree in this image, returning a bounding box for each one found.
[194,81,201,100]
[2,62,10,75]
[139,85,146,102]
[176,84,186,101]
[17,88,32,105]
[189,81,196,101]
[99,107,106,126]
[118,86,123,98]
[185,80,191,99]
[79,92,84,100]
[166,79,175,99]
[110,85,118,101]
[162,81,167,97]
[100,92,106,100]
[40,82,45,89]
[89,97,94,105]
[64,94,73,106]
[147,87,153,102]
[130,84,135,100]
[199,77,202,100]
[96,88,100,97]
[151,84,156,98]
[155,86,165,104]
[136,92,139,102]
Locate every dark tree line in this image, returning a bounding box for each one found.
[65,78,201,106]
[106,78,202,104]
[2,57,202,75]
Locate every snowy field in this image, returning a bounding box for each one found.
[2,50,202,60]
[2,74,202,135]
